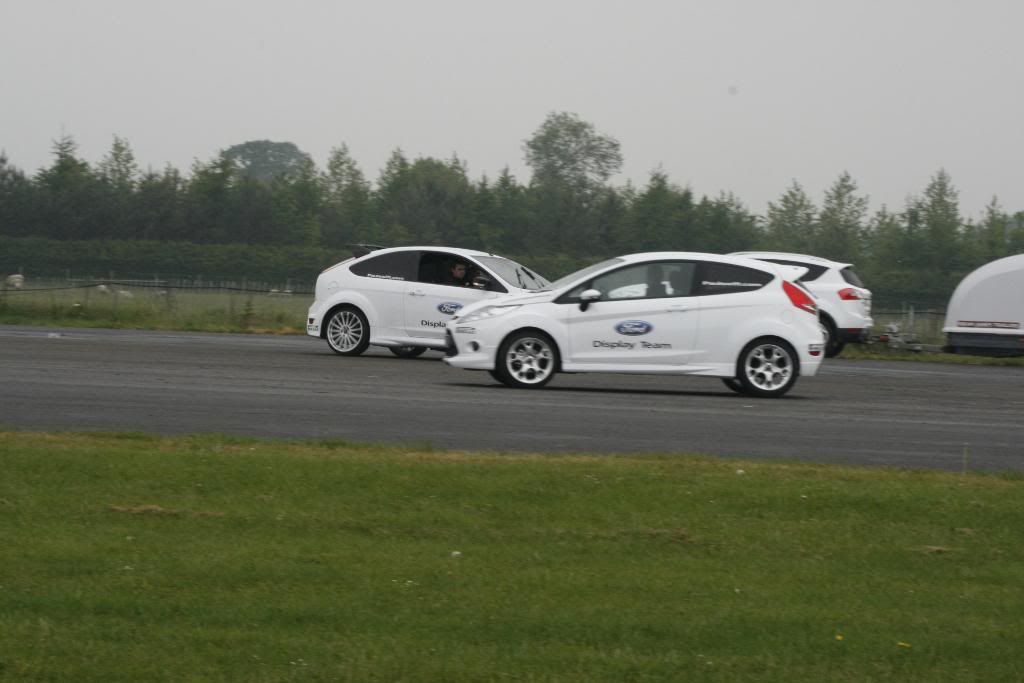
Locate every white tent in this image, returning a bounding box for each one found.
[943,254,1024,356]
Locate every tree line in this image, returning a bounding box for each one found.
[1,112,1022,305]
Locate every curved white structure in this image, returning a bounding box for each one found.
[943,254,1024,356]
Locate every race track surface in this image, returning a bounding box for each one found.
[2,325,1022,472]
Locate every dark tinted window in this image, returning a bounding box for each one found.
[349,251,418,281]
[840,267,865,287]
[413,251,507,292]
[762,258,829,282]
[697,262,773,295]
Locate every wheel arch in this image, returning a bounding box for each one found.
[319,298,372,339]
[818,310,837,333]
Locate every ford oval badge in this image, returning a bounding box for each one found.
[615,320,653,335]
[437,302,463,315]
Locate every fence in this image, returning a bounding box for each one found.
[871,306,947,345]
[0,274,313,331]
[2,273,952,344]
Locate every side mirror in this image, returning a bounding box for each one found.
[579,288,601,312]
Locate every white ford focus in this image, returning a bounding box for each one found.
[443,252,825,397]
[307,246,549,357]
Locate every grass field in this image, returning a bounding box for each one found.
[0,282,308,334]
[2,432,1023,682]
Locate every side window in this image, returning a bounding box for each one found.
[416,251,456,285]
[349,251,418,281]
[696,262,773,295]
[662,262,696,296]
[565,261,696,301]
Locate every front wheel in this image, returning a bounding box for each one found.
[735,338,799,398]
[389,346,427,358]
[325,307,370,356]
[493,331,558,388]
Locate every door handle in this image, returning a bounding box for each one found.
[667,304,689,312]
[408,290,426,297]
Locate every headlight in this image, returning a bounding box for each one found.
[459,305,521,323]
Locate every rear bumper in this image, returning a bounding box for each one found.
[306,301,326,338]
[837,327,870,344]
[945,332,1024,357]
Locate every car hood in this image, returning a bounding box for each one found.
[453,290,555,318]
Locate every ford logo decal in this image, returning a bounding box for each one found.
[615,320,653,335]
[437,302,463,315]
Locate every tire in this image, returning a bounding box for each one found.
[493,331,558,388]
[324,306,370,356]
[821,316,845,358]
[721,378,744,394]
[389,346,427,358]
[735,338,799,398]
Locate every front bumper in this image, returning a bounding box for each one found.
[443,325,499,370]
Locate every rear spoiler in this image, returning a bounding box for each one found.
[346,243,386,258]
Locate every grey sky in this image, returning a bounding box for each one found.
[2,0,1022,220]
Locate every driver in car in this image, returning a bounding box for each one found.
[442,262,471,287]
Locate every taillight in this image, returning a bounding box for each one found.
[783,280,817,315]
[838,287,861,301]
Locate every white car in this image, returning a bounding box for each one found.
[307,246,549,357]
[730,251,872,357]
[444,252,825,398]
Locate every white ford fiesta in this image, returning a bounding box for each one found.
[443,252,825,397]
[307,245,549,357]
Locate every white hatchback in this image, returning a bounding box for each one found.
[307,246,549,357]
[444,252,825,398]
[730,251,872,357]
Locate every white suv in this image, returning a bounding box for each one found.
[730,251,872,357]
[307,246,549,357]
[444,252,825,398]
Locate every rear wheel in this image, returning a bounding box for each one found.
[325,307,370,356]
[821,316,845,358]
[721,378,744,394]
[389,346,427,358]
[493,331,558,388]
[735,338,799,398]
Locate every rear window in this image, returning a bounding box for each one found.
[840,267,865,287]
[697,262,773,295]
[349,251,418,281]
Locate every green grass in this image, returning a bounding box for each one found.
[0,285,308,334]
[841,344,1024,366]
[2,432,1023,682]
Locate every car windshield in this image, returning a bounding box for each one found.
[474,255,551,291]
[542,258,625,291]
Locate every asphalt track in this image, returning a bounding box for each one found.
[2,325,1022,472]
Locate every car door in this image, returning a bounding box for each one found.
[688,261,775,363]
[563,261,700,367]
[403,251,501,340]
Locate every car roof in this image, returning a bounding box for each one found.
[362,245,501,259]
[615,251,778,268]
[729,251,851,269]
